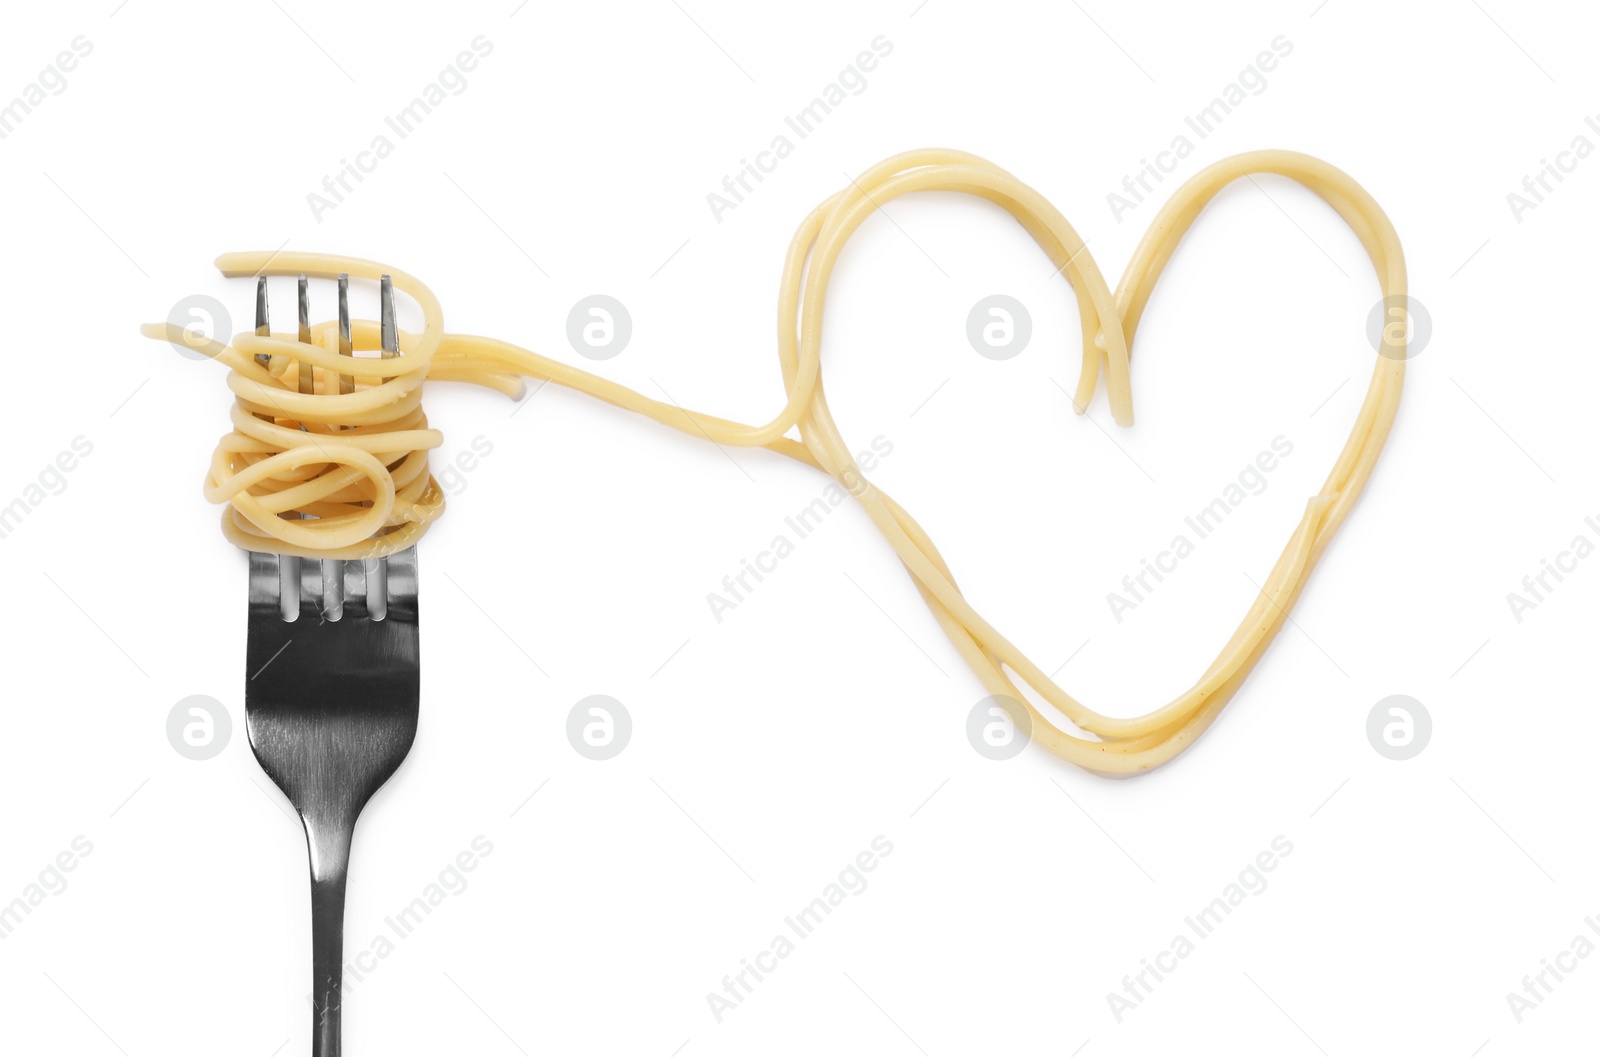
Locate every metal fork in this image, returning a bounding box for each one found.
[245,274,419,1057]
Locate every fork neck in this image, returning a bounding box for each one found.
[302,807,357,887]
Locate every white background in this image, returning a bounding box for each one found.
[0,0,1593,1054]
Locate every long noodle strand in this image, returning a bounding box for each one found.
[141,147,1405,773]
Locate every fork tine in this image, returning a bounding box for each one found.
[298,550,325,622]
[344,556,369,619]
[297,274,314,395]
[254,276,270,365]
[252,550,297,622]
[253,278,300,609]
[380,274,397,360]
[248,550,282,619]
[367,275,403,618]
[365,556,388,622]
[297,273,310,342]
[322,561,346,623]
[252,279,274,426]
[382,548,417,621]
[338,273,354,396]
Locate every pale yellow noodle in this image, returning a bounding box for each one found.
[140,147,1405,773]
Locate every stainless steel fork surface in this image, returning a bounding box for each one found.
[244,274,419,1057]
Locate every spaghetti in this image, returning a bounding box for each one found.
[142,147,1406,773]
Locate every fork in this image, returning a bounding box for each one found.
[244,273,420,1057]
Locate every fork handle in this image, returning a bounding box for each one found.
[311,873,347,1057]
[303,813,354,1057]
